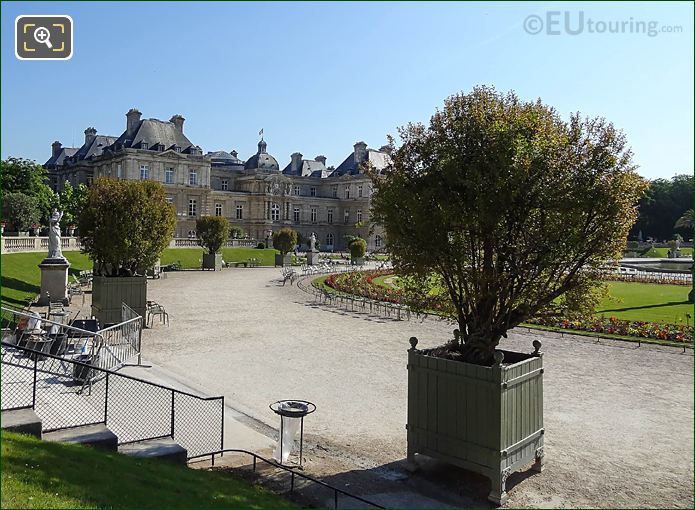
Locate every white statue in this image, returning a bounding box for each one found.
[309,232,317,252]
[48,209,64,259]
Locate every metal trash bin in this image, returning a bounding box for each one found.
[270,400,316,468]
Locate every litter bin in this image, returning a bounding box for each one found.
[73,354,99,382]
[269,400,316,468]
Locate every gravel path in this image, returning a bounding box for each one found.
[143,268,693,508]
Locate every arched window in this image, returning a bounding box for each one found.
[375,235,382,248]
[271,203,280,221]
[326,233,334,247]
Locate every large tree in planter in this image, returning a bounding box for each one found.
[370,86,647,365]
[347,236,367,259]
[79,178,175,277]
[273,228,298,266]
[197,216,229,254]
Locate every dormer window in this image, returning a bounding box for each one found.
[141,142,148,150]
[175,146,181,153]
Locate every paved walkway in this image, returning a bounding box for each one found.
[137,268,692,507]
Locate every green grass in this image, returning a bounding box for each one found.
[0,251,93,308]
[597,281,692,325]
[160,248,279,268]
[1,432,290,509]
[641,247,693,258]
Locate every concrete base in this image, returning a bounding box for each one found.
[118,437,188,464]
[37,258,70,306]
[44,423,118,451]
[1,408,43,438]
[306,250,319,266]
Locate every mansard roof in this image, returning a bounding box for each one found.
[44,147,78,168]
[281,158,327,177]
[73,135,118,161]
[114,118,195,151]
[332,148,390,177]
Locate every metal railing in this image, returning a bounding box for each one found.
[1,341,224,458]
[189,449,385,509]
[1,305,142,373]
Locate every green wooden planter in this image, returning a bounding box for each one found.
[407,338,545,505]
[202,253,223,271]
[274,253,292,267]
[92,276,147,326]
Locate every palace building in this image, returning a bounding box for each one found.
[44,109,389,251]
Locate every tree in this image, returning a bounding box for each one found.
[272,227,298,255]
[57,181,88,228]
[0,157,55,224]
[674,209,693,231]
[2,192,40,232]
[196,216,229,254]
[347,237,367,259]
[78,178,176,277]
[631,174,693,240]
[229,225,245,239]
[370,86,647,365]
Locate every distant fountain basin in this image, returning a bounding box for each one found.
[620,258,693,274]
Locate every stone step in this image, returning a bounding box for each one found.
[118,437,188,465]
[1,408,43,438]
[43,423,118,451]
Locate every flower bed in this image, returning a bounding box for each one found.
[527,316,693,343]
[320,270,694,344]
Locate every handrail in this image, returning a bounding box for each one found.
[188,448,385,509]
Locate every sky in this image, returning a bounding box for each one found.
[1,1,692,180]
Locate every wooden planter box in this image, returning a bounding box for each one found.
[92,276,147,326]
[407,339,544,505]
[202,253,223,271]
[274,253,292,267]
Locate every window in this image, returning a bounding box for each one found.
[271,203,280,221]
[327,209,333,224]
[189,169,197,186]
[375,235,382,248]
[311,207,317,223]
[221,179,228,191]
[141,142,148,150]
[175,146,182,153]
[310,186,317,197]
[188,199,197,217]
[358,185,363,198]
[293,185,300,196]
[357,209,363,223]
[215,203,223,217]
[344,209,350,224]
[165,167,174,184]
[117,164,123,178]
[326,233,334,246]
[345,186,350,199]
[332,186,338,198]
[236,205,243,220]
[293,207,300,223]
[165,196,174,204]
[140,165,149,180]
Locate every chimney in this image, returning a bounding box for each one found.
[126,108,142,136]
[84,127,97,146]
[230,150,238,158]
[52,141,62,157]
[353,141,368,164]
[315,155,327,166]
[170,114,185,132]
[379,144,392,155]
[291,152,303,174]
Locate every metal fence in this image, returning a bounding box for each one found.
[1,341,224,458]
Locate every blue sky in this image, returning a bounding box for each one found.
[1,1,692,179]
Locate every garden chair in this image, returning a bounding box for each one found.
[146,302,169,328]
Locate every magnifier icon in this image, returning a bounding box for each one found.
[34,26,53,49]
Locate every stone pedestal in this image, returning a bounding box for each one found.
[306,250,319,266]
[38,257,70,305]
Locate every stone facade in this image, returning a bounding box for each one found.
[45,109,389,251]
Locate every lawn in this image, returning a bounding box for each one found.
[0,251,93,308]
[160,247,279,268]
[1,431,290,509]
[597,281,692,325]
[0,248,281,307]
[641,247,693,258]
